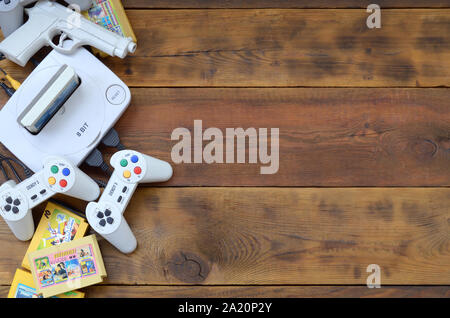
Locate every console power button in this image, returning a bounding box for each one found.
[106,85,126,105]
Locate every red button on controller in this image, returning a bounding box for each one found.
[59,179,68,188]
[134,167,142,175]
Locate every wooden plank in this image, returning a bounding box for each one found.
[0,188,448,285]
[1,88,449,187]
[2,10,450,87]
[107,9,450,87]
[101,88,449,187]
[2,285,449,298]
[122,0,450,9]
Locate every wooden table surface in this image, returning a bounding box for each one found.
[0,1,449,298]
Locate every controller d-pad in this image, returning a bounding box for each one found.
[3,196,22,212]
[93,207,117,229]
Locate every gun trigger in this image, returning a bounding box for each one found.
[58,33,70,47]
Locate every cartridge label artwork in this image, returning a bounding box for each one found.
[32,244,98,289]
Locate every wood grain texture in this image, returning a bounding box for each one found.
[1,188,448,285]
[1,88,449,187]
[92,88,448,187]
[0,6,449,298]
[107,9,450,87]
[122,0,450,9]
[2,9,450,87]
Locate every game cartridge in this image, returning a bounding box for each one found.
[29,235,107,298]
[22,200,89,270]
[84,0,137,57]
[8,268,85,298]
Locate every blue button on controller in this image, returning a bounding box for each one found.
[62,168,70,176]
[131,155,139,163]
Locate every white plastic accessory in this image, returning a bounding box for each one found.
[0,156,100,241]
[86,150,173,253]
[0,0,136,67]
[0,45,131,172]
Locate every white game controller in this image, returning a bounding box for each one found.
[0,156,100,241]
[0,0,93,38]
[86,150,173,254]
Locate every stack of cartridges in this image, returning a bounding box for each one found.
[8,201,107,298]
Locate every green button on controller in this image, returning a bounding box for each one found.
[51,165,59,174]
[120,159,128,167]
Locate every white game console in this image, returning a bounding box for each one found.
[0,155,100,241]
[86,150,173,254]
[0,45,131,172]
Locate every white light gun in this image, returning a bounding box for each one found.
[0,0,136,66]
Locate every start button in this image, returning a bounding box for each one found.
[106,85,126,105]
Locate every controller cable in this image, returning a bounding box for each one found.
[0,155,33,182]
[93,178,107,188]
[85,127,128,175]
[0,158,21,181]
[85,148,112,176]
[30,58,41,68]
[0,66,28,178]
[0,80,15,97]
[84,149,110,188]
[84,128,127,186]
[102,128,126,150]
[0,159,9,181]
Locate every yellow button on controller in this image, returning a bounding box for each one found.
[123,170,131,178]
[48,177,56,185]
